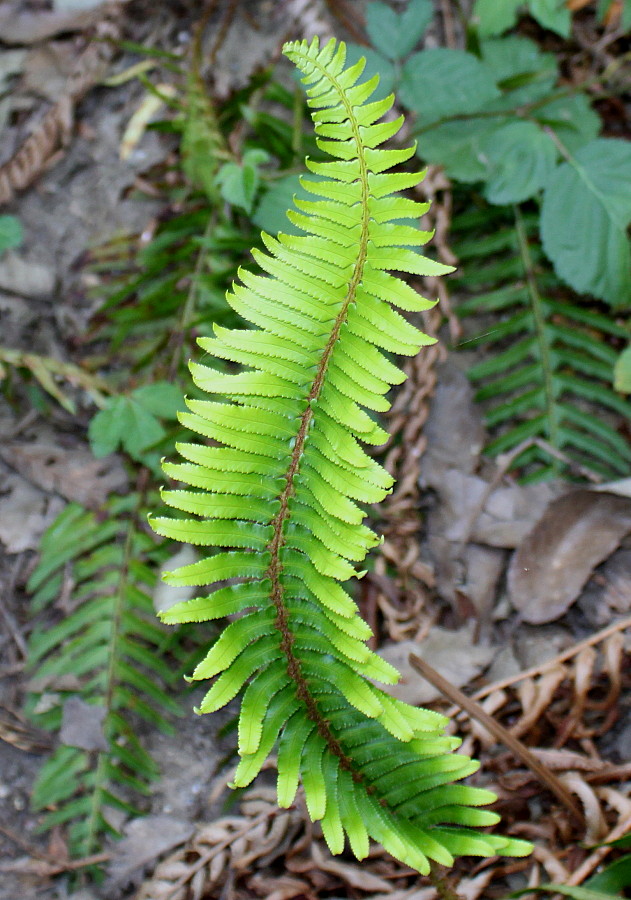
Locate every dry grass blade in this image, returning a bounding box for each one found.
[408,653,585,822]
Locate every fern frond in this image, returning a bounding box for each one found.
[452,203,631,480]
[153,38,532,872]
[27,496,182,856]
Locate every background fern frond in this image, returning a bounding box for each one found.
[451,202,631,480]
[153,36,532,872]
[26,496,183,856]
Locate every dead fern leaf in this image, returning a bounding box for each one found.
[135,788,302,900]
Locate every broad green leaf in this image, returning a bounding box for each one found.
[480,121,557,204]
[586,853,631,893]
[88,390,172,463]
[88,397,133,458]
[365,0,433,61]
[528,0,571,37]
[535,94,600,153]
[217,150,269,214]
[131,382,183,419]
[253,174,311,235]
[417,117,507,182]
[540,139,631,306]
[401,48,500,126]
[480,36,557,105]
[510,885,626,900]
[473,0,521,35]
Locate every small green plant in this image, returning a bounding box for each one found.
[26,497,185,856]
[450,202,631,478]
[151,37,532,873]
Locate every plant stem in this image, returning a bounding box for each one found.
[513,205,559,467]
[428,863,464,900]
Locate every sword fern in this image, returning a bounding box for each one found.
[151,37,531,873]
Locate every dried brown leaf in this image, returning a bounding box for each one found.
[0,4,105,44]
[310,842,394,892]
[379,625,496,705]
[509,490,631,624]
[109,815,195,887]
[0,12,119,204]
[1,442,128,506]
[0,471,63,552]
[248,873,314,900]
[60,696,108,752]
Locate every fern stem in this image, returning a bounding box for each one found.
[83,496,138,855]
[428,863,464,900]
[513,205,559,463]
[265,55,371,777]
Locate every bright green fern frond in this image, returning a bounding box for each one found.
[26,496,182,857]
[153,37,532,872]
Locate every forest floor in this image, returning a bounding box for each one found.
[0,2,630,899]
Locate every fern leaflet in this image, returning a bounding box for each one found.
[27,496,182,856]
[153,38,532,872]
[452,202,631,480]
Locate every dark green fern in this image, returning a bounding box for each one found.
[26,496,182,856]
[452,202,631,480]
[151,38,531,873]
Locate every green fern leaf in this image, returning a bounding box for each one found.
[154,37,532,872]
[26,497,181,857]
[453,203,631,479]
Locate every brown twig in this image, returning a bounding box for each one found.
[0,823,108,871]
[428,862,464,900]
[408,653,585,824]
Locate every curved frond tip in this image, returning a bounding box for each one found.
[154,36,532,871]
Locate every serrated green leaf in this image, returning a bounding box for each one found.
[528,0,571,36]
[534,94,600,153]
[277,712,315,808]
[401,48,500,126]
[365,0,433,61]
[481,36,557,104]
[473,0,522,35]
[481,121,557,204]
[417,116,507,182]
[541,139,631,306]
